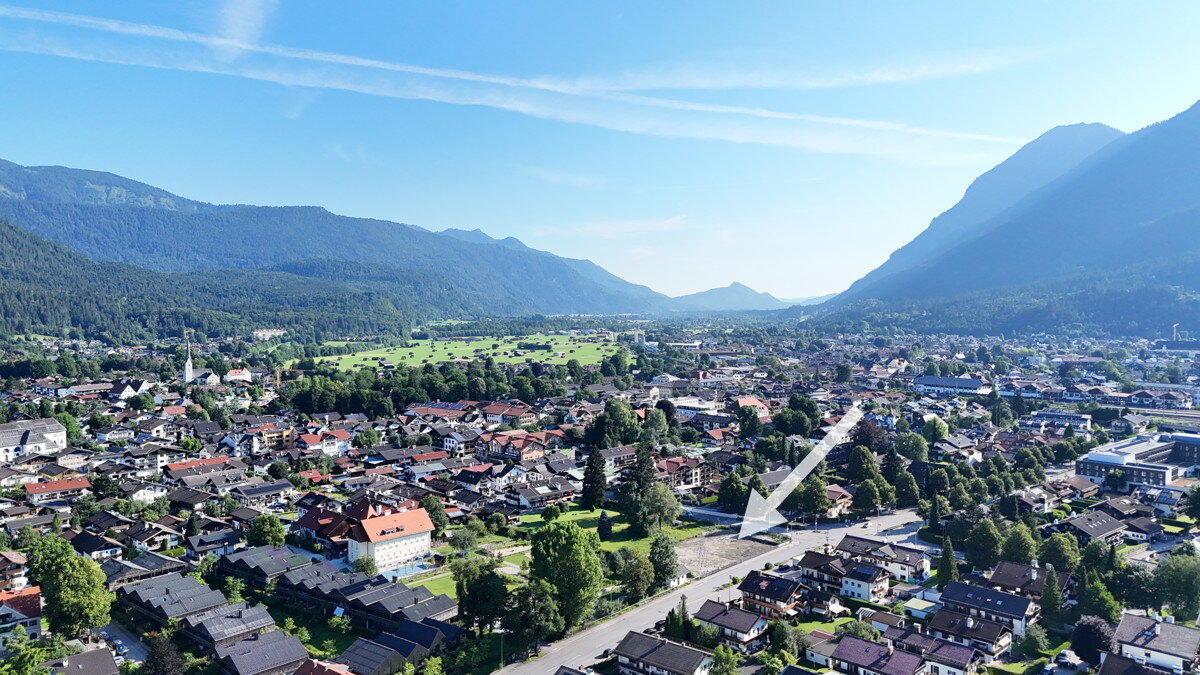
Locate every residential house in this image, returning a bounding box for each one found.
[1113,615,1200,674]
[347,508,434,574]
[831,635,925,675]
[694,600,769,654]
[612,631,713,675]
[940,582,1037,636]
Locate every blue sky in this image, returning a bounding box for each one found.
[1,2,1199,297]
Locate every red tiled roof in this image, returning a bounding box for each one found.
[0,586,41,619]
[24,477,91,495]
[350,508,434,543]
[166,456,229,471]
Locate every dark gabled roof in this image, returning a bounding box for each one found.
[836,534,926,566]
[613,632,710,674]
[1096,653,1177,675]
[41,648,119,675]
[737,569,804,603]
[335,637,409,673]
[883,626,977,668]
[1066,511,1127,539]
[987,561,1069,596]
[694,600,763,634]
[389,618,445,650]
[215,629,308,675]
[832,635,923,675]
[928,609,1010,642]
[1114,615,1200,660]
[940,581,1031,619]
[185,602,276,642]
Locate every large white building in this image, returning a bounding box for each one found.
[347,508,434,573]
[0,418,67,463]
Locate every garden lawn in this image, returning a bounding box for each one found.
[516,504,712,553]
[795,616,852,635]
[313,334,623,369]
[257,593,368,659]
[411,572,459,600]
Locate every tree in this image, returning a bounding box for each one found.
[893,432,929,462]
[1081,540,1113,576]
[597,511,614,540]
[710,645,740,675]
[541,504,562,523]
[852,480,879,512]
[1077,571,1122,623]
[834,363,853,383]
[649,533,678,590]
[224,576,245,602]
[1072,615,1115,666]
[1040,564,1064,630]
[847,446,880,484]
[794,474,831,519]
[581,449,607,511]
[894,471,921,507]
[621,550,655,601]
[839,620,882,641]
[1013,624,1049,659]
[632,483,682,537]
[937,536,958,590]
[247,514,286,548]
[922,416,949,443]
[1039,533,1081,576]
[1001,524,1038,564]
[421,656,444,675]
[452,557,508,633]
[965,519,1003,571]
[1153,552,1200,617]
[352,555,378,576]
[503,578,564,654]
[880,447,905,484]
[530,522,604,628]
[22,530,73,587]
[420,495,450,537]
[1184,484,1200,521]
[737,406,763,439]
[717,473,749,510]
[766,620,808,656]
[144,636,185,675]
[43,555,113,636]
[352,426,380,448]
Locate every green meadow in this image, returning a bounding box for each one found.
[315,333,621,369]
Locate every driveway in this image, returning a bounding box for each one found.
[499,508,921,674]
[102,619,149,663]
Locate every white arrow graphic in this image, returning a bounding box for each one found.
[739,405,864,539]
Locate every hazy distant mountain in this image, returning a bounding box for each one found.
[837,122,1124,303]
[813,100,1200,337]
[674,282,789,311]
[779,293,837,306]
[438,226,670,307]
[0,159,675,316]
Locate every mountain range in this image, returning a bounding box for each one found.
[0,158,803,339]
[808,99,1200,337]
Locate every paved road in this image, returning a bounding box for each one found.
[499,509,922,674]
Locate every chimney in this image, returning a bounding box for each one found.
[915,623,923,634]
[1155,622,1162,636]
[966,617,975,629]
[887,644,894,655]
[1031,559,1039,568]
[1165,615,1176,624]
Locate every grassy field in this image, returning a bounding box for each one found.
[516,504,713,553]
[314,334,622,369]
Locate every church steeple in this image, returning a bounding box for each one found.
[183,329,194,383]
